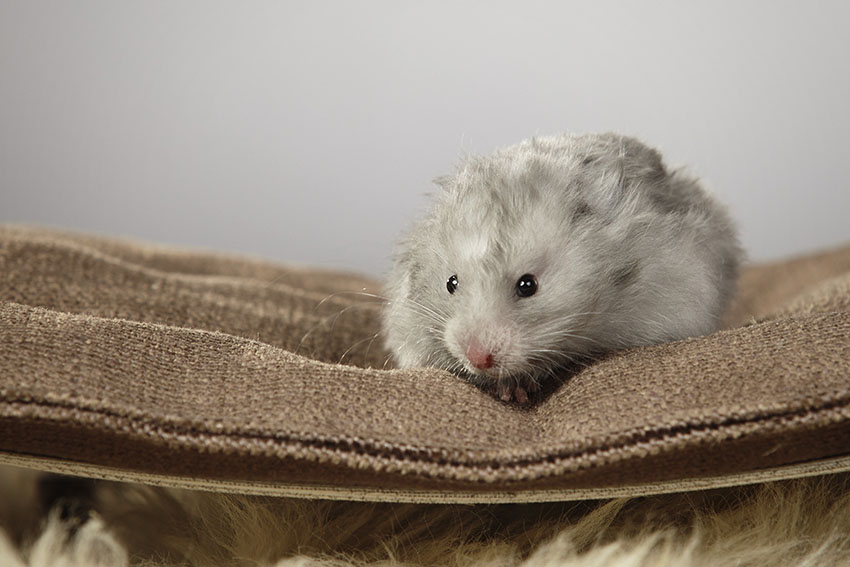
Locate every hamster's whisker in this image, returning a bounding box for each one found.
[394,330,449,370]
[535,328,606,348]
[560,311,605,319]
[565,352,601,370]
[294,301,380,355]
[527,369,544,389]
[338,331,382,364]
[381,352,395,370]
[362,330,384,363]
[445,358,465,376]
[391,298,449,326]
[525,349,565,364]
[313,290,388,312]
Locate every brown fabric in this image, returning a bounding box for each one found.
[2,225,850,498]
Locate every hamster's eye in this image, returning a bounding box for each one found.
[446,274,459,294]
[516,274,538,298]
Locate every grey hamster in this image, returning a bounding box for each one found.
[382,132,742,402]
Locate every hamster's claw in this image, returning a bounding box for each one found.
[513,386,529,404]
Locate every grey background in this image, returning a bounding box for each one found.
[2,1,849,275]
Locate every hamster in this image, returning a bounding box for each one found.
[382,132,742,403]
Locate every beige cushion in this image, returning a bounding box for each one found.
[2,225,850,503]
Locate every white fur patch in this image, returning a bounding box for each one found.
[459,232,489,262]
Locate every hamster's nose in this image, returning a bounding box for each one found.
[465,340,495,370]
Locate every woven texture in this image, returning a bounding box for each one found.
[2,225,850,497]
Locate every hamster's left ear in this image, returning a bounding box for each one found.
[592,135,669,210]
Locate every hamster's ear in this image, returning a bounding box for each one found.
[617,136,667,187]
[588,135,668,210]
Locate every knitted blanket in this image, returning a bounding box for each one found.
[1,225,849,502]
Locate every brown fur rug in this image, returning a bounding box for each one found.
[2,466,850,566]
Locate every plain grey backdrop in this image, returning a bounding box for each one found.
[2,1,849,275]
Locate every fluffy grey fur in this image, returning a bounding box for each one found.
[383,132,742,401]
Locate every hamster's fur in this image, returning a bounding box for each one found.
[382,133,742,402]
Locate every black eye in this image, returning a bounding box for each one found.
[516,274,537,298]
[446,274,459,294]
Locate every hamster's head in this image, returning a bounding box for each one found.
[383,133,741,398]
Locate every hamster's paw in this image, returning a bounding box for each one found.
[494,381,540,404]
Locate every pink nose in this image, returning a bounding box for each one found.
[466,341,495,370]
